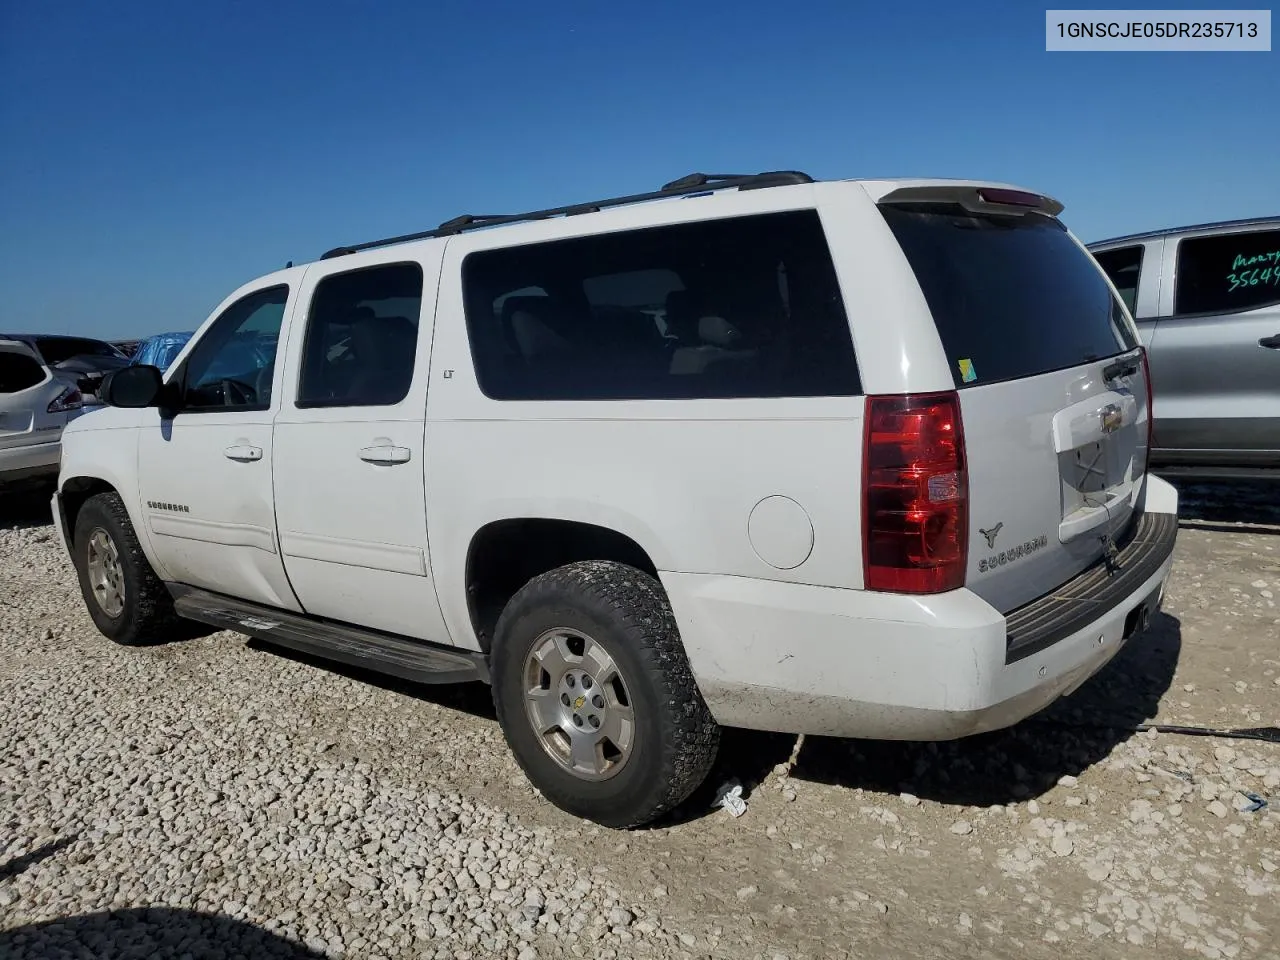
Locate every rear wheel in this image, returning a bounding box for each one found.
[491,561,720,828]
[72,492,183,645]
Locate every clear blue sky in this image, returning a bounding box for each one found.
[2,1,1276,339]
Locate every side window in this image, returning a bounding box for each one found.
[1092,245,1144,316]
[0,350,47,393]
[1175,229,1280,316]
[297,262,423,408]
[461,210,862,401]
[180,286,288,412]
[583,269,684,337]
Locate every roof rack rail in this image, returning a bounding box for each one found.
[320,170,815,259]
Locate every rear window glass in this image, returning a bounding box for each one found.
[34,337,123,364]
[0,351,47,393]
[462,210,861,401]
[880,204,1136,388]
[1175,228,1280,316]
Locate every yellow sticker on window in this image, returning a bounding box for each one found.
[958,358,977,383]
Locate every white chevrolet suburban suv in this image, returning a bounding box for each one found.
[53,171,1179,828]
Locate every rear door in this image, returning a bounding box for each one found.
[271,254,453,643]
[879,198,1150,614]
[1148,225,1280,465]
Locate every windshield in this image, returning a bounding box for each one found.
[34,337,125,365]
[880,203,1137,388]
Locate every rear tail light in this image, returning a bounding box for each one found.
[862,392,968,593]
[48,385,83,413]
[1139,347,1154,470]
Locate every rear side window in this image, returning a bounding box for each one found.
[462,210,861,401]
[1174,229,1280,316]
[881,204,1136,388]
[298,262,423,408]
[0,351,47,393]
[1091,245,1144,316]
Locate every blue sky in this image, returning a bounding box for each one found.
[2,1,1276,339]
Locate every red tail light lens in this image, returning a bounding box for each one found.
[862,392,968,593]
[48,385,83,413]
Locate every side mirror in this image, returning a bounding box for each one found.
[101,365,164,408]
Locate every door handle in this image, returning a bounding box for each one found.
[1260,334,1280,349]
[223,444,263,462]
[359,444,411,465]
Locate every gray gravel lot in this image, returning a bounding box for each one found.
[1,481,1277,960]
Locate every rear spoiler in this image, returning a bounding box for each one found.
[876,185,1064,218]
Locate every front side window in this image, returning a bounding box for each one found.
[1091,245,1144,316]
[297,262,423,408]
[180,286,288,411]
[462,210,861,401]
[1175,229,1280,316]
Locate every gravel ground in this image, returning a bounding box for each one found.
[1,480,1277,960]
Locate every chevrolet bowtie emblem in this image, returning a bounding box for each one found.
[1100,403,1123,434]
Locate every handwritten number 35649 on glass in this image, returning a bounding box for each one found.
[1227,267,1279,293]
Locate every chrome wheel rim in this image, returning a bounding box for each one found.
[523,628,635,781]
[86,528,126,618]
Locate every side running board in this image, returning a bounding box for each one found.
[169,585,489,685]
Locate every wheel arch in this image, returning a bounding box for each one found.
[463,517,661,653]
[58,470,168,581]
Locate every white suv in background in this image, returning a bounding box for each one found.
[1,338,84,486]
[53,171,1178,828]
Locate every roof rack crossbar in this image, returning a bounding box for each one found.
[320,170,815,259]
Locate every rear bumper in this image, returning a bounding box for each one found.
[662,475,1179,741]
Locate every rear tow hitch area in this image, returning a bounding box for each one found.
[1123,601,1152,640]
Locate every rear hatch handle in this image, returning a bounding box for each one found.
[1052,391,1139,543]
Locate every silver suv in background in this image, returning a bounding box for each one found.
[1089,216,1280,479]
[1,338,84,485]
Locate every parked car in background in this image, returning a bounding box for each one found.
[1089,216,1280,479]
[1,338,84,485]
[130,331,194,372]
[0,334,131,406]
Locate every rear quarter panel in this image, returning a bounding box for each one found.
[423,191,878,650]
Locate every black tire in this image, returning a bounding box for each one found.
[72,491,183,646]
[491,560,720,828]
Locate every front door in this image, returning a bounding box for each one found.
[137,277,303,610]
[271,255,452,643]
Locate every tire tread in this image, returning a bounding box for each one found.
[73,491,183,646]
[492,560,720,828]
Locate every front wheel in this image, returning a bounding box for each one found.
[491,561,720,828]
[72,491,183,645]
